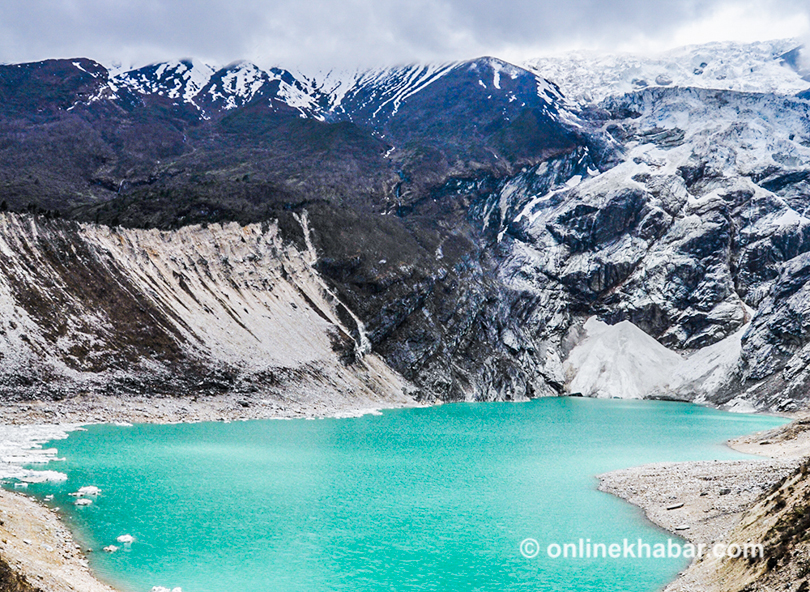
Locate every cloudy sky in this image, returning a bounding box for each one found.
[0,0,808,71]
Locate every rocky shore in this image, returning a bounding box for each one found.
[0,387,422,426]
[0,488,116,592]
[599,416,810,592]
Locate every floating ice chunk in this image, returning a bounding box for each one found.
[70,486,101,497]
[117,534,135,544]
[103,545,119,553]
[74,498,92,507]
[21,471,67,483]
[150,587,182,592]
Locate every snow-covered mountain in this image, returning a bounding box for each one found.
[301,62,462,119]
[301,57,564,123]
[196,62,324,114]
[95,55,565,123]
[107,59,325,117]
[2,39,810,412]
[91,39,810,121]
[113,59,215,106]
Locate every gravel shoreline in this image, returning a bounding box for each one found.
[0,391,425,426]
[0,488,117,592]
[598,415,810,592]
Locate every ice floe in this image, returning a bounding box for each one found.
[70,485,101,497]
[0,424,80,483]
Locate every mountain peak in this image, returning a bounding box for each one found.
[114,58,215,105]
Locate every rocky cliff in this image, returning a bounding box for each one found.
[0,213,409,410]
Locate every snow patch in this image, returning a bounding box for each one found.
[771,208,810,227]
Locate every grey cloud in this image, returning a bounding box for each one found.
[0,0,807,71]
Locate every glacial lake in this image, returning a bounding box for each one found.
[26,398,786,592]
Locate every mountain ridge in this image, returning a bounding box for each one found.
[2,39,810,411]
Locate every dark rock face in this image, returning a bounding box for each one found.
[0,554,39,592]
[460,86,810,410]
[742,253,810,381]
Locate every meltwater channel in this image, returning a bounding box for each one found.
[24,398,786,592]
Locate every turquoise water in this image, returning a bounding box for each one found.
[26,398,785,592]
